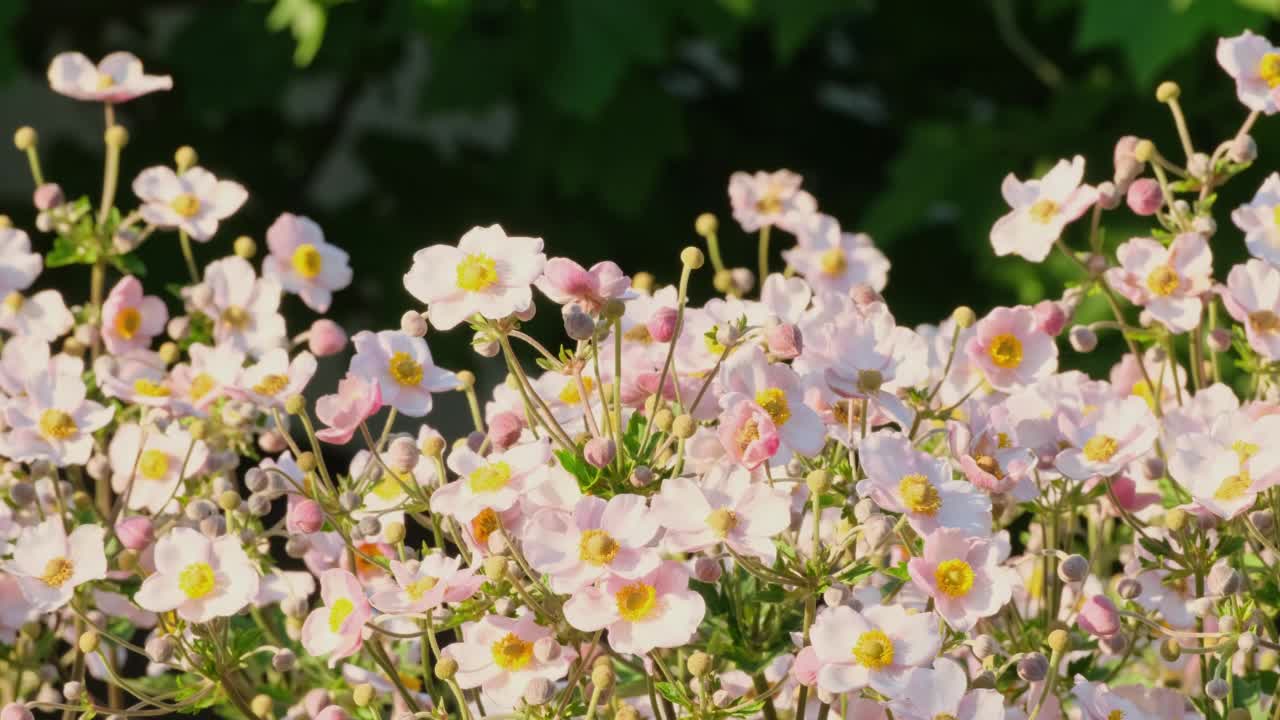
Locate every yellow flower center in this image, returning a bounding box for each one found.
[735,418,761,448]
[1145,265,1180,297]
[490,632,534,670]
[456,253,499,292]
[41,557,74,588]
[179,562,216,599]
[755,190,783,215]
[615,582,659,622]
[899,473,941,516]
[852,629,894,670]
[974,454,1003,478]
[470,508,501,545]
[819,248,847,276]
[704,330,727,357]
[706,508,738,538]
[1107,711,1125,720]
[755,387,791,426]
[996,432,1012,448]
[934,559,975,597]
[388,351,423,387]
[405,576,439,601]
[371,473,408,501]
[291,244,323,279]
[170,193,201,218]
[252,373,290,397]
[1214,473,1252,502]
[988,333,1023,369]
[1233,439,1260,463]
[189,373,215,400]
[579,529,621,566]
[469,461,513,493]
[115,307,142,339]
[133,378,171,397]
[935,715,959,720]
[1029,198,1059,223]
[2,291,22,312]
[559,376,595,405]
[1250,310,1280,334]
[327,597,355,632]
[624,325,652,343]
[96,72,115,90]
[38,409,78,441]
[221,306,249,330]
[1260,52,1280,88]
[1082,435,1119,463]
[139,449,170,481]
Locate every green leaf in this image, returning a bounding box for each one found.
[654,681,691,708]
[46,234,100,268]
[544,0,669,118]
[267,0,332,66]
[109,252,147,277]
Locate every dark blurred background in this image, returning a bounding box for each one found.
[2,0,1279,406]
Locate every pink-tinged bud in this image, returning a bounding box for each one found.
[765,322,803,359]
[790,646,820,687]
[1032,300,1067,337]
[313,707,348,720]
[289,498,324,534]
[33,183,63,211]
[1126,178,1163,216]
[1208,328,1232,353]
[1,703,33,720]
[1113,135,1142,188]
[488,412,524,451]
[115,516,154,550]
[647,307,678,343]
[1076,594,1120,638]
[516,305,537,322]
[584,437,616,469]
[259,431,288,454]
[693,557,722,583]
[1096,181,1120,210]
[307,319,348,357]
[849,283,882,308]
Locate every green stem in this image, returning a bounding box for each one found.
[757,225,772,288]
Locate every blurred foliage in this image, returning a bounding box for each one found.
[3,0,1280,384]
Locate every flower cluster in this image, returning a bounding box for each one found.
[2,38,1280,720]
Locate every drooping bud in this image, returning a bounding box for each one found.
[1069,326,1097,353]
[400,310,428,337]
[1230,134,1258,164]
[1058,554,1088,583]
[1033,300,1068,337]
[1126,178,1163,216]
[584,437,616,469]
[1017,653,1048,682]
[387,435,420,474]
[307,319,348,357]
[33,183,63,211]
[1076,595,1120,638]
[115,515,154,550]
[647,306,678,343]
[1208,564,1243,596]
[563,304,596,341]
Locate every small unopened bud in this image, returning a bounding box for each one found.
[1126,177,1162,216]
[695,213,718,237]
[146,635,176,663]
[1164,508,1188,533]
[647,307,678,343]
[969,670,996,690]
[78,631,99,654]
[1160,638,1182,662]
[1188,152,1211,180]
[766,322,803,359]
[1240,631,1258,651]
[435,657,460,680]
[174,145,198,171]
[1132,139,1155,163]
[531,637,560,663]
[1155,81,1181,103]
[358,516,381,537]
[284,394,305,415]
[671,414,696,439]
[352,683,375,707]
[387,436,420,474]
[1033,300,1067,337]
[217,490,241,512]
[1205,678,1229,701]
[731,268,755,295]
[400,310,428,337]
[584,437,616,469]
[1230,134,1258,164]
[1077,595,1120,638]
[1046,629,1070,653]
[631,272,654,292]
[250,694,272,718]
[33,183,63,211]
[1113,135,1142,188]
[12,126,36,151]
[62,681,83,702]
[680,246,705,269]
[456,370,476,390]
[421,434,446,458]
[806,469,831,494]
[483,555,507,580]
[8,482,34,507]
[1069,326,1097,353]
[522,677,554,706]
[1096,181,1121,210]
[972,635,1000,660]
[307,319,347,357]
[1017,653,1048,682]
[1058,554,1088,583]
[853,498,878,523]
[693,556,722,583]
[1209,564,1242,596]
[951,306,976,329]
[233,235,256,259]
[1207,327,1232,353]
[247,494,271,517]
[1250,509,1274,533]
[339,491,361,513]
[713,269,734,294]
[686,651,711,677]
[563,305,595,341]
[591,663,615,689]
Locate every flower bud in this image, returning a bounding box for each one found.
[1017,653,1048,682]
[1240,631,1258,651]
[270,648,296,672]
[529,637,560,663]
[853,498,879,523]
[806,469,831,494]
[1069,326,1097,353]
[1058,554,1088,583]
[78,630,99,654]
[1046,628,1070,653]
[33,182,64,211]
[591,663,615,689]
[1164,508,1188,532]
[1208,564,1242,596]
[522,677,554,706]
[693,556,722,583]
[822,585,849,608]
[1251,509,1274,533]
[671,414,696,439]
[644,306,678,343]
[105,124,129,148]
[972,635,1000,660]
[1206,678,1229,701]
[1096,180,1121,210]
[1230,134,1258,164]
[62,681,83,702]
[115,516,154,550]
[686,651,712,677]
[1126,178,1163,216]
[563,304,596,341]
[695,213,718,237]
[1099,633,1129,656]
[8,482,34,507]
[352,683,375,707]
[584,437,616,469]
[456,370,476,391]
[1077,595,1120,638]
[1160,638,1181,661]
[250,694,272,718]
[290,498,324,534]
[397,309,428,337]
[358,516,381,537]
[12,127,36,151]
[1156,81,1180,103]
[1113,135,1142,188]
[387,436,420,474]
[680,246,705,270]
[1033,300,1068,337]
[1208,328,1232,353]
[1188,152,1211,180]
[951,306,976,329]
[766,322,803,359]
[713,269,734,294]
[307,319,347,357]
[284,394,305,415]
[146,635,176,663]
[0,704,32,720]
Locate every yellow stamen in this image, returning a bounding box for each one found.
[179,562,216,599]
[41,557,74,588]
[579,529,621,566]
[1260,52,1280,88]
[988,333,1023,369]
[327,597,354,632]
[818,248,847,276]
[1082,435,1119,463]
[38,409,77,441]
[388,351,423,387]
[138,449,170,481]
[456,253,499,292]
[490,632,534,670]
[1145,265,1180,297]
[469,461,513,493]
[852,629,894,670]
[252,373,289,396]
[133,379,171,397]
[755,387,791,426]
[1028,198,1058,223]
[615,582,658,622]
[899,474,941,516]
[291,244,323,279]
[114,307,142,339]
[170,193,201,218]
[934,559,975,598]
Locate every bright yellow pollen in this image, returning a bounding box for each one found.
[559,376,595,405]
[38,409,77,441]
[1145,265,1180,297]
[1233,439,1260,462]
[988,333,1023,369]
[1083,435,1119,463]
[291,244,323,279]
[469,461,513,493]
[41,557,74,588]
[133,379,171,397]
[96,72,115,90]
[388,351,423,387]
[1214,473,1252,502]
[899,473,941,516]
[1261,53,1280,88]
[405,576,439,601]
[139,449,170,481]
[1029,198,1059,223]
[852,629,894,670]
[934,559,975,598]
[179,562,216,599]
[189,373,215,400]
[456,253,499,292]
[114,307,142,339]
[579,529,621,566]
[1107,711,1125,720]
[615,582,659,622]
[818,248,847,276]
[252,373,289,396]
[470,508,501,545]
[170,193,201,218]
[755,387,791,426]
[1250,310,1280,334]
[327,597,355,632]
[490,633,534,670]
[736,418,761,448]
[371,473,408,501]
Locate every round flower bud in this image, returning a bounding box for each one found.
[1017,653,1048,682]
[1250,509,1274,533]
[421,434,446,457]
[1126,178,1163,216]
[1113,135,1142,188]
[853,498,879,523]
[1077,595,1120,638]
[1164,508,1188,532]
[1205,678,1229,701]
[483,555,508,581]
[951,306,976,329]
[456,370,476,390]
[1156,81,1181,103]
[114,515,155,551]
[8,482,34,507]
[382,521,406,545]
[806,469,831,494]
[146,635,176,664]
[693,557,722,583]
[1230,134,1258,164]
[285,536,310,558]
[1208,564,1242,596]
[105,125,129,148]
[307,319,348,357]
[1240,631,1258,651]
[686,651,711,677]
[62,681,83,702]
[1132,139,1155,162]
[270,649,296,672]
[12,127,36,151]
[1096,181,1121,210]
[766,322,803,359]
[1058,554,1088,583]
[969,670,996,690]
[591,663,615,689]
[357,516,381,537]
[472,335,501,357]
[247,494,271,519]
[531,637,561,663]
[522,677,554,706]
[1099,633,1129,656]
[400,310,428,337]
[972,635,1000,660]
[695,213,718,237]
[731,268,755,295]
[230,235,256,259]
[1046,629,1070,653]
[713,269,734,294]
[33,183,63,211]
[217,490,242,512]
[1188,152,1211,180]
[352,683,375,707]
[291,498,324,534]
[1033,300,1067,337]
[671,414,696,439]
[1160,638,1181,662]
[584,437,616,469]
[563,305,595,341]
[680,246,705,269]
[0,703,33,720]
[1069,326,1097,353]
[174,145,198,171]
[1204,327,1232,353]
[78,630,99,654]
[647,306,678,343]
[387,436,420,474]
[435,657,458,680]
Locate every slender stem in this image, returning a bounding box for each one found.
[179,231,200,283]
[757,225,772,289]
[24,147,43,186]
[1166,96,1196,163]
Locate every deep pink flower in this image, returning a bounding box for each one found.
[315,374,383,445]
